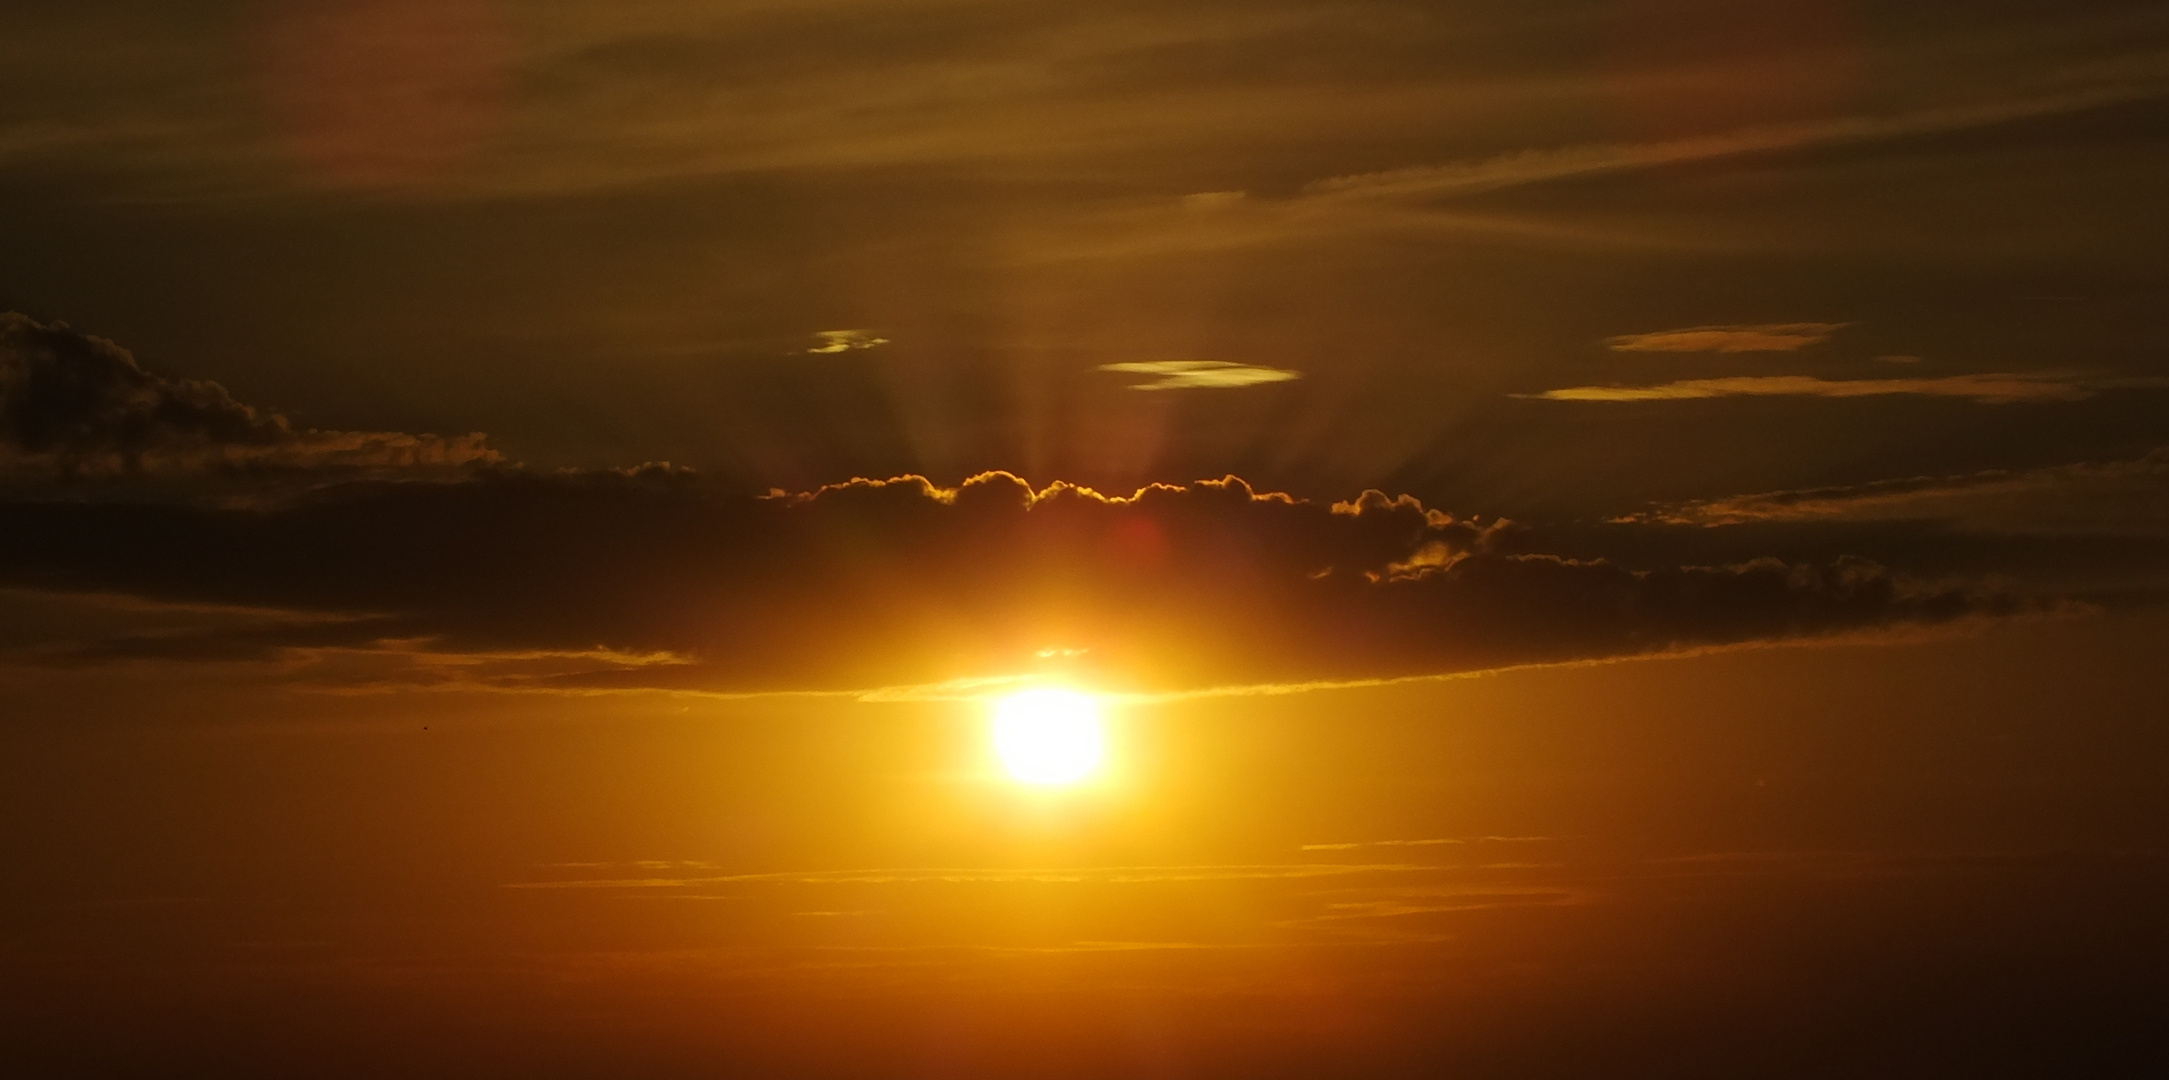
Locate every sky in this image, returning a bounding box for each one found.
[3,2,2168,1076]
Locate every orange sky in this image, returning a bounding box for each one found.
[3,1,2168,1076]
[7,610,2168,1075]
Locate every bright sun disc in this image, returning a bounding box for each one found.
[992,689,1105,785]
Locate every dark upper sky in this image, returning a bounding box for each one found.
[3,0,2165,510]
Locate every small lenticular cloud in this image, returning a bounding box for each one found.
[808,330,889,355]
[1606,323,1848,353]
[1099,360,1301,390]
[1525,373,2095,404]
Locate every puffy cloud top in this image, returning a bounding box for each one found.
[0,467,2011,693]
[0,314,497,479]
[0,317,2026,694]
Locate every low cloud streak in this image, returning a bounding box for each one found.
[1606,324,1848,353]
[808,329,889,355]
[0,468,2021,693]
[0,321,2032,693]
[1620,450,2169,535]
[1099,360,1301,391]
[1528,373,2106,404]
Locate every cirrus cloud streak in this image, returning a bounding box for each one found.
[1618,450,2169,536]
[1526,373,2113,405]
[1605,323,1848,353]
[1098,360,1302,391]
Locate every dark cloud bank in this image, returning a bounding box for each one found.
[0,316,2021,692]
[0,313,496,478]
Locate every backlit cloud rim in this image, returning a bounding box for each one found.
[0,315,2061,695]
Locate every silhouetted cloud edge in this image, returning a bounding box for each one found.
[0,318,2051,696]
[0,313,500,480]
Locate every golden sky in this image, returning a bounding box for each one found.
[3,1,2168,1076]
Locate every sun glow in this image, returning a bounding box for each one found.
[991,689,1105,785]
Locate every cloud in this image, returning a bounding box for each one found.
[1618,450,2169,536]
[5,0,2164,213]
[1099,360,1301,391]
[1525,373,2105,404]
[1301,82,2168,206]
[1001,72,2169,272]
[1299,837,1551,852]
[807,329,889,355]
[0,314,498,479]
[507,862,1435,889]
[0,328,2036,693]
[1290,888,1584,925]
[0,467,2023,694]
[1605,323,1847,353]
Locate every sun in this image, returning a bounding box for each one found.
[991,689,1106,785]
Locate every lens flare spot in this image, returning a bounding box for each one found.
[991,690,1105,786]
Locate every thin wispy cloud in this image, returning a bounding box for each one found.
[1298,889,1584,922]
[1022,72,2169,269]
[1606,323,1847,353]
[1099,360,1300,390]
[1302,82,2169,206]
[1616,449,2169,535]
[807,329,889,355]
[506,862,1434,890]
[1300,836,1553,851]
[1526,373,2102,404]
